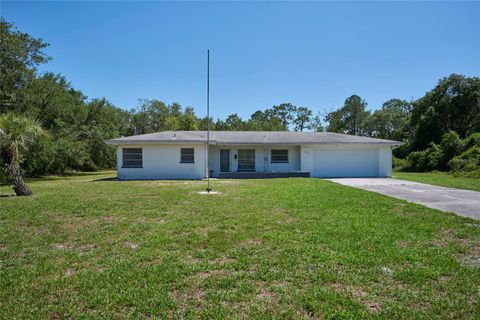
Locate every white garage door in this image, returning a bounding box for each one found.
[313,149,379,178]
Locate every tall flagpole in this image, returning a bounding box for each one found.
[206,49,211,192]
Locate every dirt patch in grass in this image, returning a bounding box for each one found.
[242,239,263,247]
[171,267,235,310]
[196,269,232,280]
[459,241,480,267]
[52,243,96,252]
[433,228,480,267]
[397,240,410,249]
[255,286,279,304]
[431,228,459,248]
[208,256,234,266]
[331,283,381,313]
[196,226,215,237]
[52,243,75,250]
[64,268,75,277]
[171,287,205,306]
[124,242,139,250]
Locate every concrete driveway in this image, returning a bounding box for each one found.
[328,178,480,220]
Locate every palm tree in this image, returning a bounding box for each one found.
[0,113,44,196]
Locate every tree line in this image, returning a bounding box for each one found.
[1,19,479,180]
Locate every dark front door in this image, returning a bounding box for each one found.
[220,149,230,172]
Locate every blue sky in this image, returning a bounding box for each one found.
[2,1,479,120]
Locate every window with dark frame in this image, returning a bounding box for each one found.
[122,148,142,168]
[271,149,288,163]
[237,149,255,171]
[180,148,195,163]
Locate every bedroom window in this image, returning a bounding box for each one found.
[122,148,142,168]
[180,148,195,163]
[271,149,289,163]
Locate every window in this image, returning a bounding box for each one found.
[238,149,255,171]
[180,148,195,163]
[271,149,288,163]
[122,148,142,168]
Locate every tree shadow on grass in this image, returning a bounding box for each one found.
[88,177,119,182]
[0,193,16,198]
[24,171,116,183]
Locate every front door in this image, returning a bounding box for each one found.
[220,149,230,172]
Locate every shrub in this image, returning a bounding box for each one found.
[463,132,480,150]
[23,136,89,176]
[393,141,410,159]
[439,131,463,169]
[393,157,408,170]
[407,142,443,171]
[448,146,480,172]
[406,131,479,173]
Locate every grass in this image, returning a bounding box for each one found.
[393,171,480,192]
[1,172,480,319]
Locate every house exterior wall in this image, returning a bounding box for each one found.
[117,144,206,180]
[378,147,393,177]
[115,143,392,179]
[300,144,393,178]
[208,144,301,177]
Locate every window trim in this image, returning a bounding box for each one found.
[271,149,289,163]
[122,148,143,168]
[180,148,195,163]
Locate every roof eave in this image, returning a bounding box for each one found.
[106,140,403,146]
[105,140,214,146]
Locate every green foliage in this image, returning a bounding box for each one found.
[448,146,480,172]
[309,113,325,132]
[0,19,50,111]
[325,95,370,135]
[292,106,313,131]
[271,103,296,127]
[224,113,245,130]
[439,131,464,169]
[21,72,86,132]
[210,104,312,131]
[23,136,89,175]
[0,112,45,162]
[0,112,44,185]
[463,132,480,149]
[365,99,412,141]
[406,132,480,173]
[247,110,285,131]
[392,157,407,170]
[410,74,480,150]
[407,142,443,172]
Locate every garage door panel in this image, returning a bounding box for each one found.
[313,149,379,178]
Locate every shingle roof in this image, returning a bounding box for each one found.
[106,131,402,146]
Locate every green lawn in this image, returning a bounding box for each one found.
[1,173,480,319]
[393,171,480,192]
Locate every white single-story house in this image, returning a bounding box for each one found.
[106,131,402,180]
